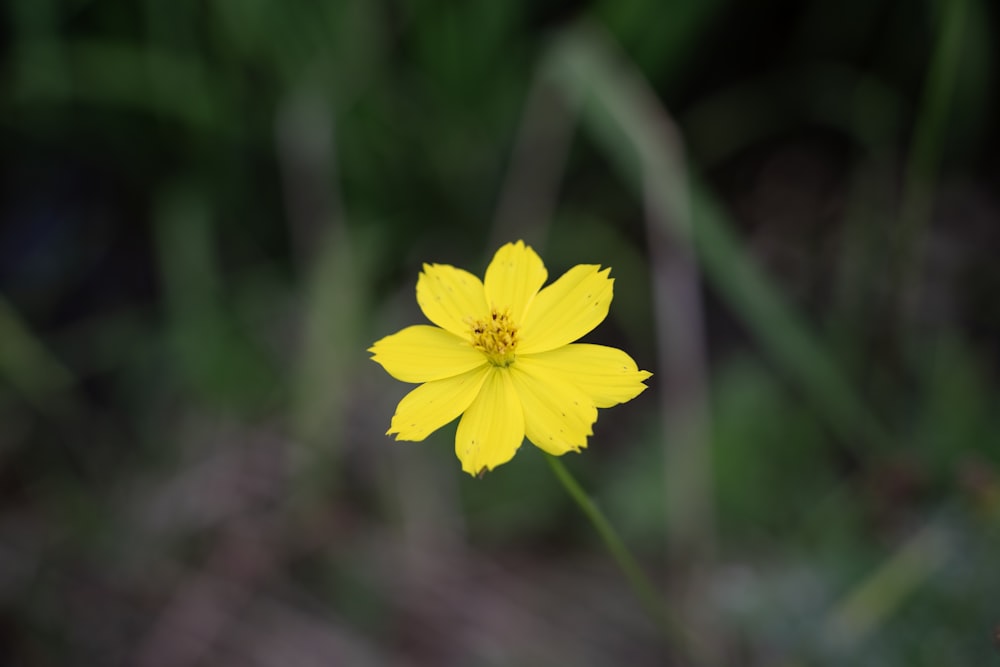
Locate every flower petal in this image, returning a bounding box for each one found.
[483,241,547,322]
[519,343,652,408]
[455,368,524,476]
[416,263,487,337]
[369,325,486,383]
[517,265,614,354]
[510,361,597,456]
[387,365,491,441]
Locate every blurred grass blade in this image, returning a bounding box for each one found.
[154,185,275,407]
[276,88,368,495]
[8,41,221,130]
[291,230,364,452]
[9,0,70,95]
[0,296,75,409]
[892,0,969,310]
[490,74,573,251]
[544,25,717,556]
[823,517,952,651]
[690,191,888,450]
[545,24,889,453]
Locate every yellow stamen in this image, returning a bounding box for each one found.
[469,307,518,367]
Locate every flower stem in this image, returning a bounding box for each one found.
[545,454,713,666]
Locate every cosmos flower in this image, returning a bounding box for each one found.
[369,241,652,476]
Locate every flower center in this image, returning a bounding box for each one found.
[469,307,518,367]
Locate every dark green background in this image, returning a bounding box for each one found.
[1,1,998,665]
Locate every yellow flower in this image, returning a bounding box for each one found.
[369,240,652,476]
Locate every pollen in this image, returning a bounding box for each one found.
[469,307,518,367]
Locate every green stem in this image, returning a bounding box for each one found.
[545,454,713,666]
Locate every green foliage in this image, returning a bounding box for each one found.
[1,0,997,664]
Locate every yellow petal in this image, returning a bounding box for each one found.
[483,240,547,322]
[517,265,613,354]
[416,263,487,338]
[455,368,524,476]
[387,365,491,441]
[519,344,652,408]
[510,361,597,456]
[369,325,487,383]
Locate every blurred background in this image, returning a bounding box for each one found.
[1,0,999,665]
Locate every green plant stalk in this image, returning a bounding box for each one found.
[545,454,712,666]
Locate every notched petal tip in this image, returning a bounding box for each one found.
[463,459,505,478]
[517,264,615,354]
[519,344,653,408]
[385,367,490,442]
[386,424,426,442]
[455,369,524,475]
